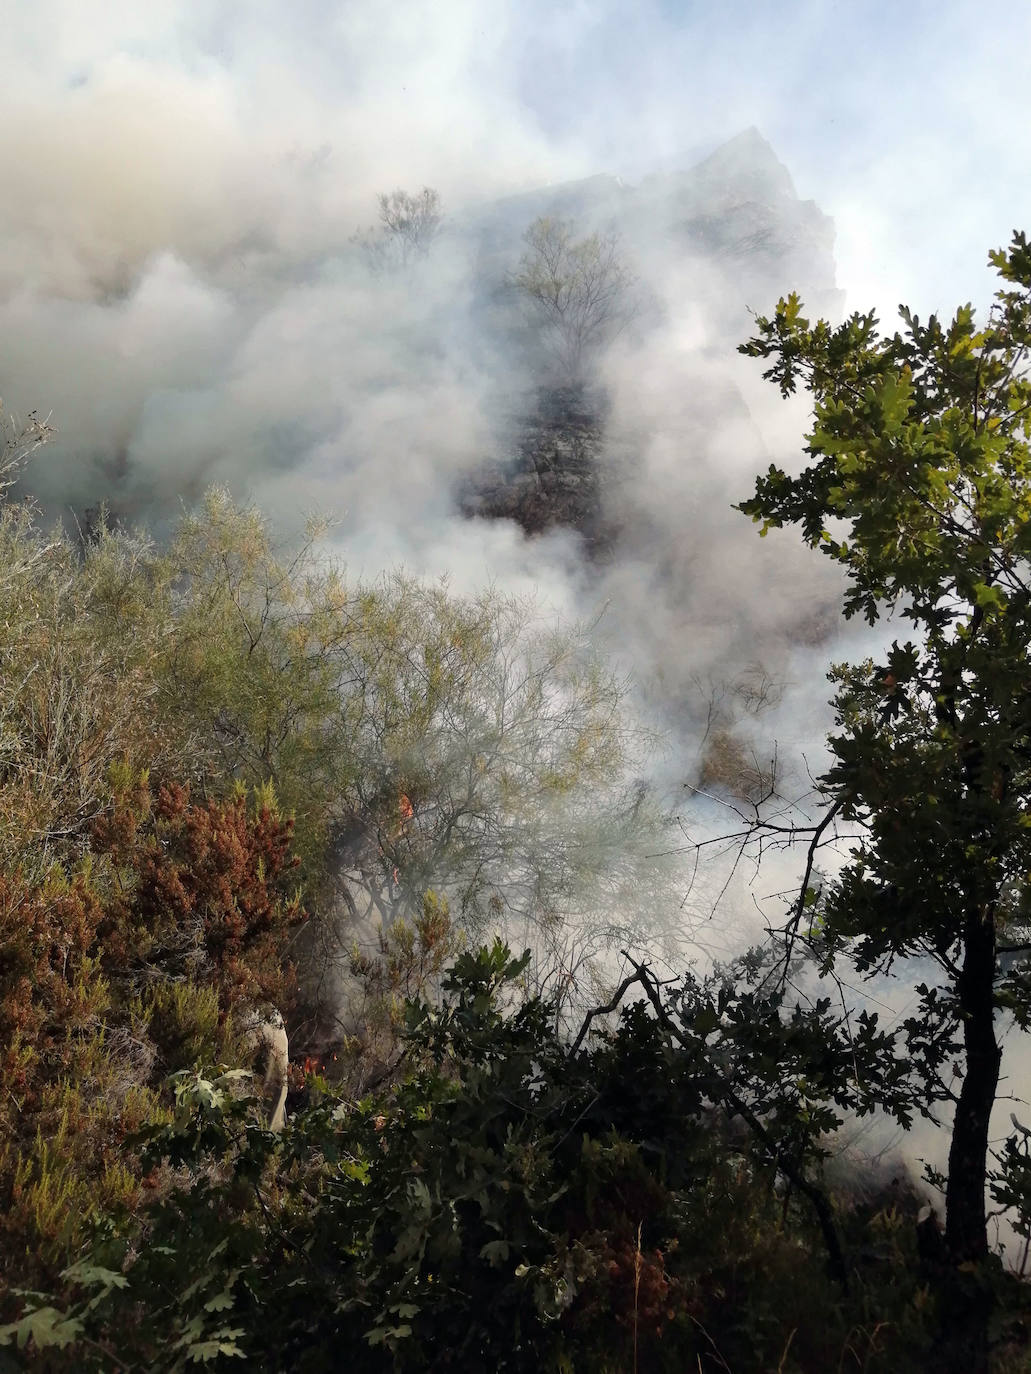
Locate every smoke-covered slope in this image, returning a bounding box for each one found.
[459,128,841,572]
[1,125,849,812]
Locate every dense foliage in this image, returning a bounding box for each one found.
[0,776,302,1295]
[0,478,673,1356]
[735,231,1031,1368]
[0,944,956,1373]
[6,234,1031,1370]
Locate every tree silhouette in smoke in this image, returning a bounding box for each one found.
[352,187,443,274]
[511,216,636,386]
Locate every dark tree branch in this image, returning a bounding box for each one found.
[567,966,650,1058]
[622,955,851,1291]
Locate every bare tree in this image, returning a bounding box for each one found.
[0,399,53,495]
[353,187,443,274]
[511,217,636,385]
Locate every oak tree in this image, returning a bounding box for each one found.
[737,232,1031,1368]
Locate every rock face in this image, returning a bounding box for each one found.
[459,128,841,549]
[640,125,842,325]
[459,386,614,551]
[242,1010,289,1132]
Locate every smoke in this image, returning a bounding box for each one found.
[0,1,868,947]
[1,3,1026,935]
[7,0,1031,1251]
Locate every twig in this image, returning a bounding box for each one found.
[567,966,648,1057]
[625,955,851,1291]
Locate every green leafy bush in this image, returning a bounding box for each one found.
[8,943,958,1373]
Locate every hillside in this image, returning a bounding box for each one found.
[460,128,841,550]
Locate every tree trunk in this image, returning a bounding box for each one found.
[941,906,1001,1373]
[946,910,1001,1261]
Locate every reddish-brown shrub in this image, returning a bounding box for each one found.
[95,781,305,1013]
[0,780,305,1297]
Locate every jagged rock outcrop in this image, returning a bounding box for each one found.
[459,128,842,548]
[642,125,843,327]
[459,386,615,551]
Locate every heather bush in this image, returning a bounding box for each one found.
[0,779,305,1301]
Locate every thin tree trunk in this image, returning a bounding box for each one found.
[941,905,1001,1373]
[946,909,1001,1261]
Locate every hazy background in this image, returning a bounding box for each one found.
[3,0,1031,1209]
[1,0,1028,921]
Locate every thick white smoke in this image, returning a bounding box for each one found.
[6,0,1031,1238]
[2,1,1027,980]
[0,2,868,958]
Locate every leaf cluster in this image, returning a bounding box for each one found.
[9,944,957,1373]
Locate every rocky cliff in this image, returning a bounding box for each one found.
[458,385,615,552]
[459,127,841,550]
